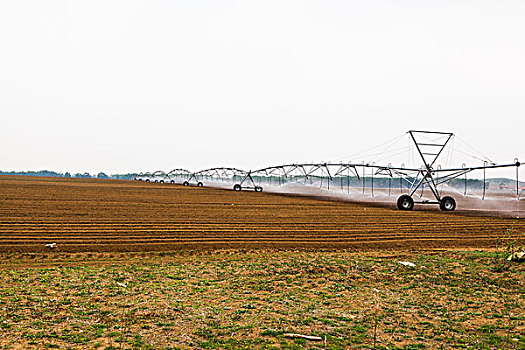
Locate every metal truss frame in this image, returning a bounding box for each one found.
[135,130,521,211]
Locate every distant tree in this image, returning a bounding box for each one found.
[64,172,71,178]
[74,172,92,178]
[97,172,108,179]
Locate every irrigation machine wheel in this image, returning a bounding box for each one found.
[159,180,164,183]
[397,195,414,211]
[439,196,456,211]
[183,181,189,186]
[233,184,242,191]
[197,182,203,187]
[170,180,175,184]
[255,186,263,192]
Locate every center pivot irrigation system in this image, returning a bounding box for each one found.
[135,131,521,211]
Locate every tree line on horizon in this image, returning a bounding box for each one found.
[0,170,137,180]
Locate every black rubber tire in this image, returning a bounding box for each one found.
[145,179,150,182]
[170,180,175,184]
[233,184,242,191]
[255,186,263,192]
[159,180,164,183]
[197,182,203,187]
[397,195,414,211]
[183,181,189,186]
[440,196,456,211]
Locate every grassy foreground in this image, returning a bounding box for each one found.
[0,250,524,350]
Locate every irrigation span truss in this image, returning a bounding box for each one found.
[135,131,522,212]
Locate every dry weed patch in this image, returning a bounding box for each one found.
[0,250,523,349]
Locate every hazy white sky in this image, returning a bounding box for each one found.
[1,1,523,177]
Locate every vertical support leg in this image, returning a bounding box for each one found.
[482,162,486,200]
[347,168,350,194]
[462,164,467,196]
[371,169,374,197]
[362,167,365,194]
[388,177,391,196]
[516,163,520,200]
[399,164,404,194]
[436,169,440,198]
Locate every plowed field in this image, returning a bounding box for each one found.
[0,176,523,253]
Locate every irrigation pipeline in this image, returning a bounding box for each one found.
[135,160,522,201]
[134,131,523,207]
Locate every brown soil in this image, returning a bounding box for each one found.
[0,176,523,253]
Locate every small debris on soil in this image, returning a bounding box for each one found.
[116,282,127,288]
[45,243,57,249]
[397,261,416,267]
[284,333,323,341]
[507,251,525,262]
